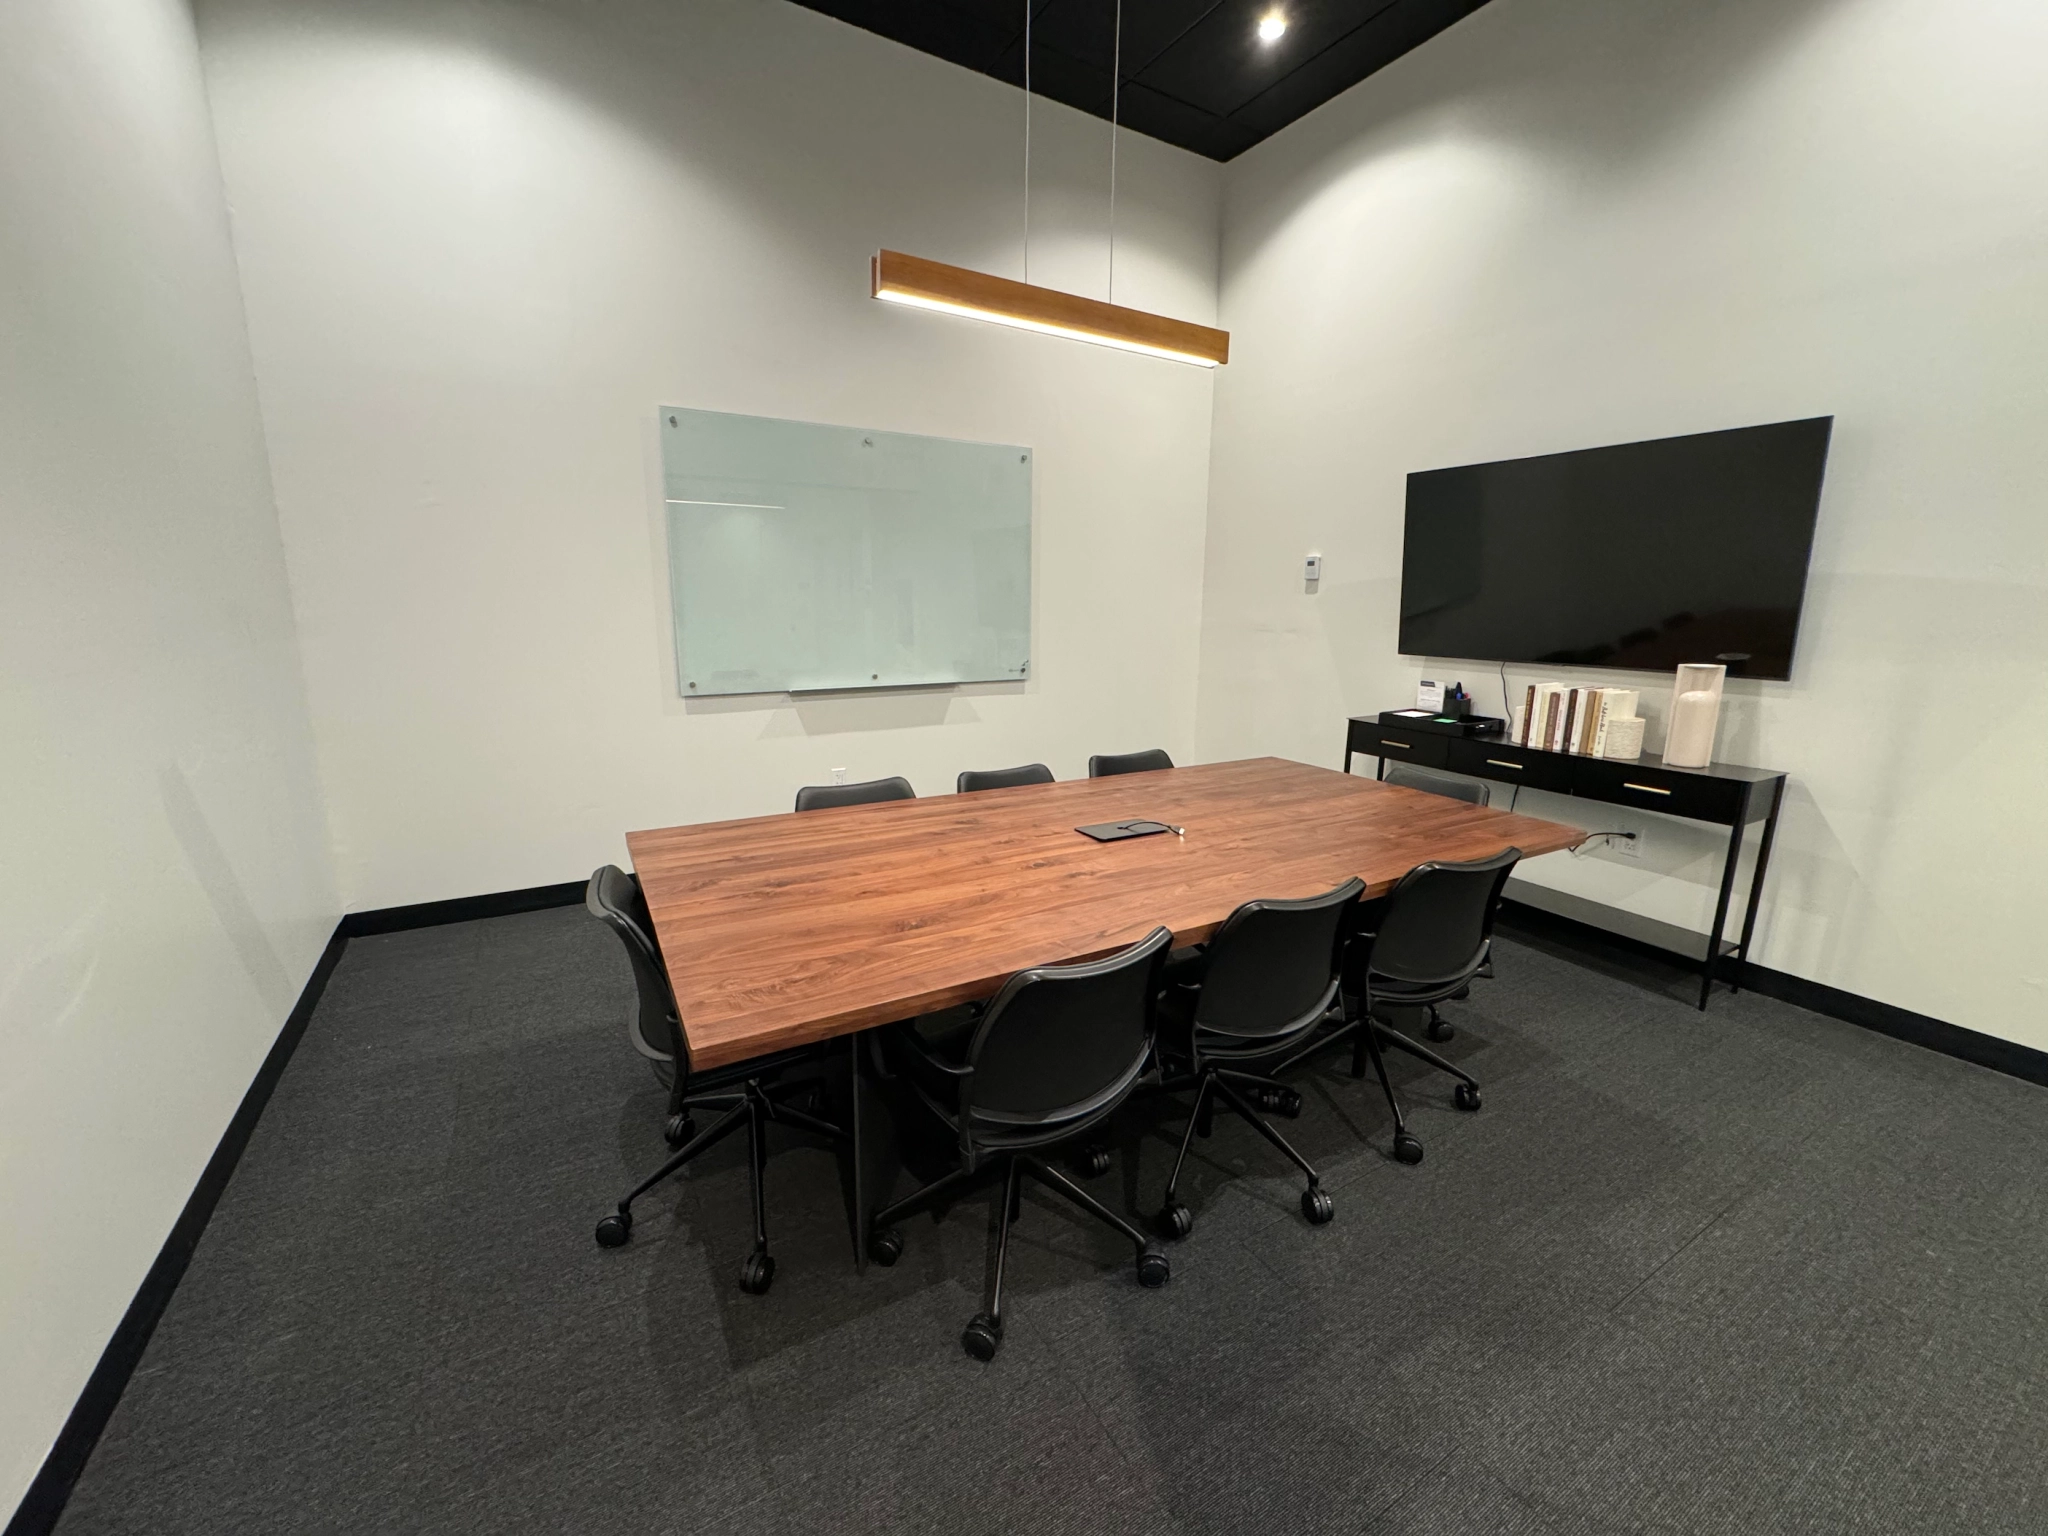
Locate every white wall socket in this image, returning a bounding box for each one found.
[831,766,847,784]
[1303,553,1322,582]
[1612,827,1643,860]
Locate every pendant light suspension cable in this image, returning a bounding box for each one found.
[1022,0,1032,285]
[1108,0,1122,304]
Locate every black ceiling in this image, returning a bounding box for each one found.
[788,0,1493,161]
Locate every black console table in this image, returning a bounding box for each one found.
[1345,715,1787,1010]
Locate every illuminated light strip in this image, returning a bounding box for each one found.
[871,248,1228,368]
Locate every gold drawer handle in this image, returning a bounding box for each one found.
[1484,759,1522,770]
[1623,781,1672,796]
[1381,739,1411,750]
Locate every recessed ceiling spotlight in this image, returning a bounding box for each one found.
[1257,11,1287,43]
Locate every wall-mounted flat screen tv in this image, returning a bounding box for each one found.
[1399,417,1832,681]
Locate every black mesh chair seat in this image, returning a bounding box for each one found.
[1284,847,1521,1166]
[1152,878,1363,1236]
[795,776,915,812]
[585,864,844,1297]
[957,763,1055,793]
[1088,748,1174,778]
[870,928,1175,1360]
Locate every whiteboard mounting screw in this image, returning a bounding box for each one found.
[863,437,873,447]
[668,415,677,426]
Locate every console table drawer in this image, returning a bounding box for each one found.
[1445,738,1573,792]
[1577,760,1748,825]
[1347,719,1451,769]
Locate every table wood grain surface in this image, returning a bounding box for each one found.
[627,757,1584,1069]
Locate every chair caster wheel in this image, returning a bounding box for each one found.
[1136,1244,1171,1288]
[1158,1201,1194,1240]
[1393,1132,1424,1165]
[1301,1186,1334,1225]
[962,1313,1002,1361]
[594,1211,632,1248]
[1427,1016,1455,1043]
[1078,1144,1111,1177]
[663,1113,695,1148]
[738,1252,775,1295]
[869,1227,904,1267]
[1454,1083,1481,1112]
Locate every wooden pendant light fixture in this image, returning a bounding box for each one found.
[871,250,1229,367]
[871,0,1229,368]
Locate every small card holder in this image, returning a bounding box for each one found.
[1076,820,1174,842]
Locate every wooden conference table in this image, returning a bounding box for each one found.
[625,756,1584,1262]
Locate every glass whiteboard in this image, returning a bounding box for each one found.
[661,407,1032,697]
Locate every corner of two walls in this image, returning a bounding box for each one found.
[1198,0,2048,1048]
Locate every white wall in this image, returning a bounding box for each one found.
[194,0,1224,912]
[1201,0,2048,1046]
[0,0,339,1515]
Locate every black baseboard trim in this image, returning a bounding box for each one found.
[5,925,352,1536]
[339,879,585,937]
[1498,897,2048,1090]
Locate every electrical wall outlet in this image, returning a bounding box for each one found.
[1303,553,1322,583]
[831,766,848,785]
[1612,828,1643,860]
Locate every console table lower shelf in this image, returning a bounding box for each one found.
[1346,714,1787,1010]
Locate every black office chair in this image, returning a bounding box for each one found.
[794,775,915,811]
[1089,749,1173,777]
[869,927,1175,1361]
[957,763,1055,793]
[1154,877,1364,1236]
[1297,848,1519,1165]
[586,865,843,1295]
[1384,762,1490,807]
[1380,765,1495,1036]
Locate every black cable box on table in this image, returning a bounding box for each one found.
[1377,709,1508,739]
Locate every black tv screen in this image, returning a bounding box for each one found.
[1399,417,1832,682]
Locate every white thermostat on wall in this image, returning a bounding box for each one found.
[1304,553,1322,582]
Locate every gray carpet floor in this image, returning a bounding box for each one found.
[55,906,2048,1535]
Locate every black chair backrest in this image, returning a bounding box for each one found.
[1192,878,1365,1039]
[586,865,685,1066]
[794,776,915,812]
[964,927,1172,1125]
[957,763,1055,793]
[1369,848,1521,986]
[1384,763,1489,808]
[1089,749,1173,778]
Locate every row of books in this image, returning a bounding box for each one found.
[1515,683,1640,757]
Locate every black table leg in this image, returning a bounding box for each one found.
[1698,784,1753,1010]
[846,1031,870,1272]
[1732,778,1785,996]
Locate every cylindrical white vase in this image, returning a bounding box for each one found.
[1662,663,1726,768]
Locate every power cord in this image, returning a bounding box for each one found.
[1569,831,1639,858]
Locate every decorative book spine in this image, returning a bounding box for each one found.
[1582,689,1608,755]
[1521,684,1538,746]
[1541,689,1561,752]
[1590,690,1614,758]
[1559,689,1580,753]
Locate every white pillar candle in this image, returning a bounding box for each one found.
[1603,715,1646,762]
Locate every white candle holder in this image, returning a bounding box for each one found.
[1662,663,1726,768]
